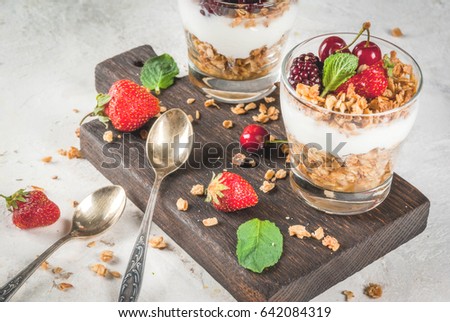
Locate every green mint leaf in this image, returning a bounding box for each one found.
[140,53,179,95]
[236,218,283,273]
[383,54,395,77]
[321,53,359,97]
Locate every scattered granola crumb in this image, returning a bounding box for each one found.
[195,110,201,120]
[56,283,73,291]
[87,241,96,248]
[117,134,122,139]
[75,127,80,138]
[231,105,247,115]
[269,134,277,142]
[41,156,52,163]
[109,271,122,279]
[190,184,205,196]
[72,108,80,113]
[139,129,148,140]
[311,227,325,240]
[264,169,275,181]
[222,120,233,129]
[100,240,115,247]
[154,113,161,118]
[391,27,403,37]
[100,250,114,263]
[159,106,167,113]
[281,144,289,154]
[149,236,167,249]
[52,267,63,274]
[322,235,340,251]
[187,98,196,105]
[204,99,220,109]
[40,261,49,270]
[275,169,287,179]
[71,200,79,208]
[176,198,189,211]
[187,114,194,123]
[264,96,276,103]
[343,290,355,301]
[67,146,81,159]
[259,180,275,193]
[288,225,311,239]
[244,102,257,111]
[103,131,114,143]
[51,175,58,180]
[365,283,383,299]
[202,217,219,227]
[57,149,67,156]
[232,153,256,168]
[90,263,108,277]
[31,185,45,192]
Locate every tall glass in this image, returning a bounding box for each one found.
[178,0,299,103]
[280,33,423,215]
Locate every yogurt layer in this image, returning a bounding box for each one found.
[178,0,297,58]
[281,92,418,156]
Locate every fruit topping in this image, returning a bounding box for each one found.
[206,171,258,213]
[320,53,359,97]
[288,53,323,89]
[318,36,350,62]
[80,79,160,132]
[336,61,388,99]
[1,189,60,229]
[200,0,267,16]
[352,40,382,67]
[240,124,269,153]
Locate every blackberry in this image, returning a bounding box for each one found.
[288,52,323,89]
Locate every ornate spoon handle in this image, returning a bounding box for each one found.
[118,177,162,302]
[0,234,72,302]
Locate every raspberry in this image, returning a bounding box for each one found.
[200,0,266,16]
[288,53,323,89]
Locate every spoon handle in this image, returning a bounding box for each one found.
[0,234,72,302]
[118,177,163,302]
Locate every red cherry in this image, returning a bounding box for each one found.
[240,124,269,153]
[352,41,382,66]
[318,36,351,62]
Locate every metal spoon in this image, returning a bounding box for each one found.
[118,108,193,302]
[0,185,127,302]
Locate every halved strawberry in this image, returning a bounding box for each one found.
[206,172,258,213]
[336,61,388,99]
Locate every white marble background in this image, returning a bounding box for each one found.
[0,0,449,302]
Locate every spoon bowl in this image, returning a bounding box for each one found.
[146,108,194,175]
[72,185,127,237]
[0,185,127,301]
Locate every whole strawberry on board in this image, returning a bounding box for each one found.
[1,189,60,229]
[206,172,258,213]
[336,60,388,99]
[81,79,160,132]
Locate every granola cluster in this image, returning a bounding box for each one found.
[289,138,393,192]
[188,33,287,80]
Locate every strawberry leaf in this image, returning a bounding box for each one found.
[236,219,283,273]
[140,54,179,95]
[321,53,359,97]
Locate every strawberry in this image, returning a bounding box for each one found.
[206,172,258,213]
[1,189,60,229]
[336,61,388,99]
[81,79,160,132]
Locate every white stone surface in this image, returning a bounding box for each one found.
[0,0,449,302]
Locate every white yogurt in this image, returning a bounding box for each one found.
[281,91,418,156]
[178,0,297,58]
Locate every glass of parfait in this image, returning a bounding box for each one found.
[280,32,422,215]
[178,0,300,103]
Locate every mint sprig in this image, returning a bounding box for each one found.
[320,53,359,97]
[140,53,179,95]
[236,219,283,273]
[383,54,395,77]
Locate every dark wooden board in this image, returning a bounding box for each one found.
[81,45,430,302]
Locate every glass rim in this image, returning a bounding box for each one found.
[281,32,423,117]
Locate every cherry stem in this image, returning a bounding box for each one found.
[337,21,371,52]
